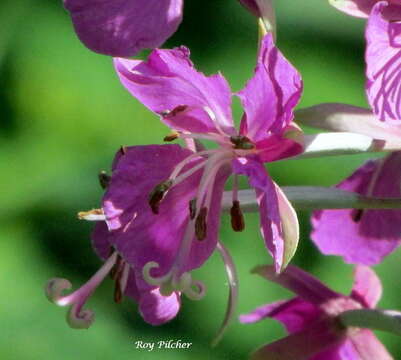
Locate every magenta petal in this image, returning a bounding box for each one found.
[312,153,401,265]
[330,0,377,18]
[114,49,235,135]
[232,156,284,272]
[350,266,383,308]
[64,0,183,57]
[250,320,344,360]
[344,330,393,359]
[103,144,227,277]
[240,297,320,333]
[366,2,401,122]
[138,288,181,325]
[237,34,302,141]
[91,221,112,260]
[254,265,340,304]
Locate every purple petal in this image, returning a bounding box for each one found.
[91,221,112,260]
[329,0,377,18]
[138,288,181,325]
[114,49,235,135]
[253,265,340,304]
[366,2,401,122]
[344,330,393,359]
[102,144,229,277]
[250,320,345,360]
[238,0,261,17]
[240,297,320,333]
[64,0,183,57]
[232,156,284,272]
[312,153,401,265]
[350,266,383,308]
[237,34,302,142]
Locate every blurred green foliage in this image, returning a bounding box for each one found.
[1,0,400,359]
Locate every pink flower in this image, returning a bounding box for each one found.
[240,265,393,360]
[311,152,401,265]
[331,0,401,121]
[45,35,304,329]
[63,0,183,56]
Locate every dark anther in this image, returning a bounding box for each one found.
[351,209,364,223]
[230,135,255,150]
[148,180,173,214]
[114,279,123,304]
[189,199,197,220]
[159,105,188,118]
[163,132,179,142]
[98,170,111,189]
[195,207,208,241]
[110,254,122,280]
[230,200,245,232]
[120,146,127,155]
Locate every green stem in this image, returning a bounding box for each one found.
[222,186,401,212]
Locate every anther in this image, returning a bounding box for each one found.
[120,146,127,155]
[189,199,197,220]
[98,171,111,189]
[230,135,255,150]
[148,180,173,214]
[230,200,245,232]
[195,207,208,240]
[159,105,188,118]
[164,131,180,142]
[351,209,364,223]
[110,254,122,280]
[114,279,123,303]
[77,208,104,221]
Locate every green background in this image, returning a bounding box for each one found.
[1,0,400,359]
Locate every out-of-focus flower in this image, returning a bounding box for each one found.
[63,0,183,57]
[330,0,401,121]
[311,152,401,265]
[114,33,304,277]
[240,265,393,360]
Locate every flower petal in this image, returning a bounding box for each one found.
[350,266,383,308]
[232,156,284,272]
[329,0,376,18]
[345,330,393,360]
[114,49,235,135]
[366,2,401,122]
[240,297,320,333]
[253,265,340,304]
[91,221,112,260]
[138,288,181,325]
[237,34,302,141]
[102,144,228,277]
[312,153,401,265]
[250,320,344,360]
[64,0,183,57]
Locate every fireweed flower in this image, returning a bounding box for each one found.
[113,33,303,281]
[240,265,393,360]
[45,34,303,330]
[331,0,401,121]
[311,152,401,265]
[63,0,183,57]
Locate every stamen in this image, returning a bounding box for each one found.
[230,135,255,150]
[98,171,111,189]
[195,207,208,240]
[203,106,228,138]
[114,279,123,303]
[189,199,197,220]
[77,209,105,221]
[45,252,118,329]
[148,180,173,214]
[159,105,188,118]
[230,200,245,232]
[211,241,239,347]
[172,161,207,187]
